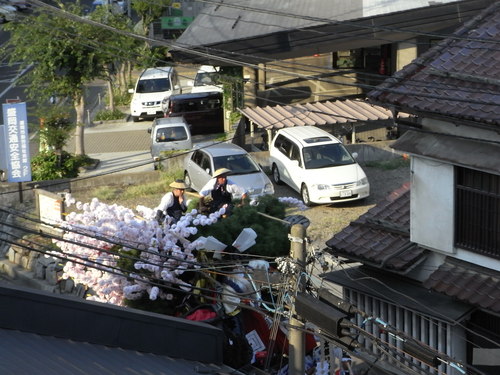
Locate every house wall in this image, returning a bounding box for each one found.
[410,157,455,253]
[396,40,417,70]
[345,287,467,375]
[410,118,500,272]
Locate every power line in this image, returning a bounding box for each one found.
[26,0,500,107]
[192,0,500,46]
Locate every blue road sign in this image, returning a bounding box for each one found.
[2,102,31,182]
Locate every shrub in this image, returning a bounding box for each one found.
[94,108,126,121]
[194,195,290,257]
[37,108,74,152]
[113,90,132,106]
[31,151,93,181]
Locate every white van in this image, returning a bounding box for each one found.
[188,65,223,94]
[269,126,370,206]
[129,67,181,122]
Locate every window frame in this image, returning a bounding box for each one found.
[455,166,500,259]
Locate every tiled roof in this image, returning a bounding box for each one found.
[172,0,493,63]
[423,258,500,313]
[239,99,410,129]
[368,1,500,127]
[0,328,237,375]
[325,183,429,272]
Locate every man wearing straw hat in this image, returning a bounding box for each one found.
[199,168,247,215]
[155,179,188,224]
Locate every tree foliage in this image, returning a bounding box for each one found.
[132,0,171,36]
[1,1,137,154]
[36,106,74,153]
[31,151,92,181]
[195,195,290,257]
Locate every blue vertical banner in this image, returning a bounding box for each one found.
[2,102,32,182]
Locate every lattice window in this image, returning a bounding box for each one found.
[345,288,451,374]
[455,167,500,259]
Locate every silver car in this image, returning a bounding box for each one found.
[148,117,192,169]
[183,143,274,199]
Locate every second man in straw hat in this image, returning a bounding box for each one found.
[199,168,247,215]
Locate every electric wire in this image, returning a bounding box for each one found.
[4,2,500,368]
[332,259,500,349]
[193,0,500,46]
[301,246,498,370]
[26,0,500,106]
[0,226,283,314]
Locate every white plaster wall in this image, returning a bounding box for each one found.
[410,157,455,253]
[396,40,417,71]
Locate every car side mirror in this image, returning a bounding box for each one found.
[206,168,211,175]
[147,128,152,134]
[128,88,134,94]
[352,152,358,159]
[187,80,194,87]
[291,160,299,166]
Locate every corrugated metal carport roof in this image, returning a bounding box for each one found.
[239,99,408,129]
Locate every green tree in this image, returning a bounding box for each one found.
[132,0,171,36]
[87,6,138,111]
[37,106,74,153]
[2,2,126,155]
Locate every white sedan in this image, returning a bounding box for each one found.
[183,143,274,199]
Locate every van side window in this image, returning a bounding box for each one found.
[290,143,302,167]
[275,135,292,158]
[200,152,212,175]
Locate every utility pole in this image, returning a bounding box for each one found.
[288,223,306,375]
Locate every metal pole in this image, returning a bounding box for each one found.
[288,223,306,375]
[18,182,23,203]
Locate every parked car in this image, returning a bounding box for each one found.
[183,143,274,199]
[269,126,369,206]
[129,66,181,122]
[148,117,192,169]
[162,91,224,135]
[188,65,223,94]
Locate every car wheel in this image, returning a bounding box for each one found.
[301,184,313,207]
[184,171,193,191]
[272,164,282,185]
[132,116,139,122]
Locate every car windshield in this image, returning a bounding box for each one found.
[302,143,355,169]
[137,78,171,93]
[194,72,219,87]
[213,154,261,175]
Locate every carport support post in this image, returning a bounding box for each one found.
[288,224,306,375]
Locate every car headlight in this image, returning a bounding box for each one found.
[264,182,274,194]
[357,177,368,186]
[312,184,331,190]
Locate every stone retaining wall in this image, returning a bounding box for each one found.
[2,241,86,297]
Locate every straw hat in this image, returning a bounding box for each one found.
[169,179,188,189]
[213,168,231,178]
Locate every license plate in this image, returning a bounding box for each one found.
[340,190,352,198]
